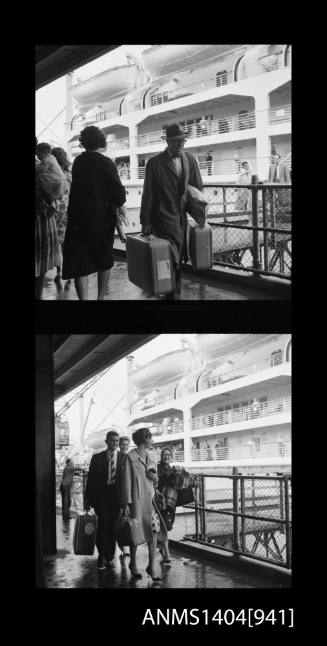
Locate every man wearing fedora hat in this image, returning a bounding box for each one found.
[139,123,203,299]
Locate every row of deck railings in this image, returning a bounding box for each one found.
[183,469,292,569]
[114,177,291,282]
[201,177,291,280]
[56,468,291,570]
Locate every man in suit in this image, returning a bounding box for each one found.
[84,430,123,570]
[140,123,203,299]
[267,154,291,183]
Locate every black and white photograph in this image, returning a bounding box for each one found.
[35,44,291,302]
[35,43,293,631]
[36,333,291,590]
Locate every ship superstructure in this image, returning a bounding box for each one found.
[67,44,291,239]
[127,334,291,475]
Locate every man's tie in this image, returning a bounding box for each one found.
[110,452,116,484]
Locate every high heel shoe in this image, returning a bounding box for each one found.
[129,564,142,580]
[159,548,171,564]
[146,566,162,581]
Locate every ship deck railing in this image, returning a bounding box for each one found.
[190,439,291,463]
[192,395,291,431]
[184,472,292,569]
[56,471,291,571]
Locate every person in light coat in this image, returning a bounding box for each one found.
[120,427,167,581]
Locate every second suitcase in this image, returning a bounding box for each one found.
[187,222,213,270]
[73,512,97,555]
[126,234,173,295]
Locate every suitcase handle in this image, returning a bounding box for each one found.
[140,233,154,240]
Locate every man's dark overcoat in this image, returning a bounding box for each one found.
[139,149,203,264]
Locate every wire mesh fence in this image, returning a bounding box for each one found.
[183,472,292,568]
[203,182,292,279]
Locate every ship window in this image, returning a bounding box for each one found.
[234,55,247,81]
[216,70,228,87]
[271,350,283,366]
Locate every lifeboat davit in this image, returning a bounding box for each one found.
[131,349,193,394]
[194,334,269,362]
[141,45,240,80]
[71,64,139,110]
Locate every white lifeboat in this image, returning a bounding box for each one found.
[141,45,240,80]
[131,349,193,394]
[71,64,139,109]
[195,334,269,362]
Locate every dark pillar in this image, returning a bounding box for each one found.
[35,335,56,556]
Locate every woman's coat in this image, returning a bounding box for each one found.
[120,449,167,543]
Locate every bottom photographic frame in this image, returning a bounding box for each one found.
[36,332,292,601]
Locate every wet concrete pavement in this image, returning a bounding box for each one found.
[41,265,250,300]
[43,513,284,588]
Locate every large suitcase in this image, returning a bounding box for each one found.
[126,234,173,295]
[73,512,98,555]
[187,222,213,270]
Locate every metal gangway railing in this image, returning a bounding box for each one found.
[204,180,292,279]
[183,471,292,569]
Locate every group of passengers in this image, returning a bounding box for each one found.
[61,428,197,581]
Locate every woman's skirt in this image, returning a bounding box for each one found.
[151,505,161,534]
[62,218,115,279]
[35,211,61,277]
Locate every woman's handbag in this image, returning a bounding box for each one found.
[176,485,195,507]
[114,513,145,547]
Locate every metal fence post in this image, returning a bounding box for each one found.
[269,187,276,248]
[284,475,292,568]
[262,188,269,271]
[240,476,246,552]
[251,175,261,273]
[232,467,240,552]
[200,474,206,540]
[194,478,200,541]
[222,186,227,221]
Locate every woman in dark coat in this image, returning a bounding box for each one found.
[62,126,126,300]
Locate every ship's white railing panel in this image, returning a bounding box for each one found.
[136,111,256,147]
[201,354,290,391]
[190,440,291,462]
[150,421,184,436]
[268,105,291,125]
[107,137,130,150]
[150,72,234,106]
[137,155,291,179]
[191,396,291,431]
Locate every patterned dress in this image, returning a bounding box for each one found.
[35,163,61,277]
[54,169,72,246]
